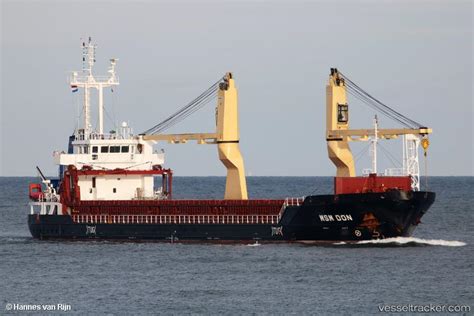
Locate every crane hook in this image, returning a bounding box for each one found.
[421,137,430,157]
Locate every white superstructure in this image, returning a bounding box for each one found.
[53,38,165,201]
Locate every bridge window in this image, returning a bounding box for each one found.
[338,104,349,123]
[110,146,120,153]
[101,146,109,153]
[121,146,129,153]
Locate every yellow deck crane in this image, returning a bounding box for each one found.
[142,73,248,200]
[326,68,432,189]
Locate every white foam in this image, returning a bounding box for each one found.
[247,241,261,247]
[355,237,466,247]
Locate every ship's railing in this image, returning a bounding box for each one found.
[29,201,62,215]
[362,168,406,176]
[278,196,305,218]
[72,214,281,225]
[383,168,405,176]
[70,75,119,83]
[74,132,133,141]
[362,168,373,175]
[283,197,305,207]
[36,192,60,203]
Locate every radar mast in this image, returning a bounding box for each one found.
[70,37,119,139]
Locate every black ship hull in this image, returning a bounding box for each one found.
[28,190,435,242]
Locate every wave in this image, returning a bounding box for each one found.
[246,241,262,247]
[335,237,466,247]
[0,235,35,245]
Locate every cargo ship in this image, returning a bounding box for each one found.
[28,39,435,241]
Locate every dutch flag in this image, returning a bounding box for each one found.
[71,85,78,93]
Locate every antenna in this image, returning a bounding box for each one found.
[70,37,120,139]
[84,37,96,76]
[108,58,119,83]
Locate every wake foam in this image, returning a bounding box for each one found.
[247,241,262,247]
[336,237,466,247]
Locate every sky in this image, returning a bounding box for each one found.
[1,0,472,177]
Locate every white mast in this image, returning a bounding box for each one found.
[70,37,119,139]
[83,38,95,138]
[370,115,378,174]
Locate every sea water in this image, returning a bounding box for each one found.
[0,177,472,315]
